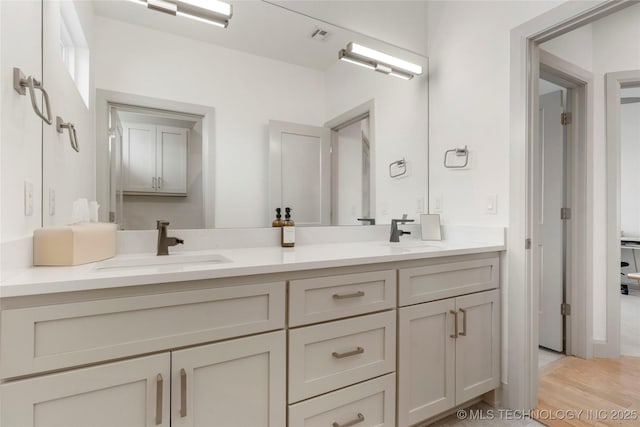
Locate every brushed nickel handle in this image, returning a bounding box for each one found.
[155,374,163,425]
[152,177,157,189]
[56,117,80,152]
[459,308,467,336]
[180,368,187,418]
[13,68,53,125]
[333,413,365,427]
[450,310,458,339]
[332,347,364,359]
[157,177,163,189]
[332,291,365,300]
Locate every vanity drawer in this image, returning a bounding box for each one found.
[398,256,499,306]
[288,270,396,326]
[1,281,285,378]
[288,310,395,402]
[288,373,396,427]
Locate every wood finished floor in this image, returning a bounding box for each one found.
[535,356,640,426]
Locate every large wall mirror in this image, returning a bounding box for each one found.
[72,0,428,229]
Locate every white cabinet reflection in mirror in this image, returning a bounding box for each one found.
[122,124,188,195]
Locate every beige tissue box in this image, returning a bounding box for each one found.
[33,223,117,266]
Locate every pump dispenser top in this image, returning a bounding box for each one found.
[272,208,283,227]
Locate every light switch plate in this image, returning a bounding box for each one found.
[24,181,34,216]
[432,195,443,213]
[49,188,56,216]
[486,194,497,214]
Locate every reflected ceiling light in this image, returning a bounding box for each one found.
[338,42,422,80]
[127,0,232,28]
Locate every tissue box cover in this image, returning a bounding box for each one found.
[33,223,117,266]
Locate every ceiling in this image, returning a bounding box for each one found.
[92,1,427,71]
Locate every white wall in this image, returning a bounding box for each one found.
[325,58,429,224]
[540,3,640,341]
[621,95,640,238]
[337,120,363,225]
[426,0,563,226]
[93,17,326,228]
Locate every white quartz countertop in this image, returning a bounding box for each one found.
[0,239,504,298]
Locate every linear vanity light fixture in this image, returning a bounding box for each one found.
[128,0,232,28]
[339,42,422,80]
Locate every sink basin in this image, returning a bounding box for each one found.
[383,241,443,249]
[95,252,231,270]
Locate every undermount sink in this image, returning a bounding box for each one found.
[95,252,231,270]
[383,241,443,250]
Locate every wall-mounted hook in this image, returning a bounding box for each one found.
[56,116,79,152]
[13,67,53,125]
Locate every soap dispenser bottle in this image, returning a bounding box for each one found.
[281,207,295,247]
[272,208,283,227]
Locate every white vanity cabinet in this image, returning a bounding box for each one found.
[397,256,501,427]
[123,124,188,195]
[0,332,286,427]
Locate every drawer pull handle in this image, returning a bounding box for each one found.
[332,291,365,300]
[155,374,163,425]
[180,368,187,418]
[333,413,365,427]
[459,308,467,336]
[450,310,458,339]
[332,347,364,359]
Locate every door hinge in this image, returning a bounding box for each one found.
[561,112,572,126]
[525,238,532,250]
[561,303,571,316]
[560,207,571,220]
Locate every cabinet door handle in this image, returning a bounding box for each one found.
[459,308,467,336]
[180,368,187,418]
[332,347,364,359]
[332,291,365,300]
[450,310,458,338]
[157,177,162,189]
[152,177,157,189]
[155,374,163,425]
[333,413,365,427]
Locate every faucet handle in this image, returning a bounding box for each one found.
[156,220,170,229]
[392,218,415,223]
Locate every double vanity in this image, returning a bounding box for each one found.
[0,227,503,427]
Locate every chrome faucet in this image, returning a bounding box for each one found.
[156,220,184,255]
[390,216,414,242]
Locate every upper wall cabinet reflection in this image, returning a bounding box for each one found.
[87,0,429,229]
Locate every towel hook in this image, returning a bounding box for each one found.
[56,116,79,152]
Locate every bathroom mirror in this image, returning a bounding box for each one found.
[55,0,429,229]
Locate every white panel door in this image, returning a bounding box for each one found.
[398,299,456,427]
[538,90,565,352]
[123,123,156,193]
[1,0,43,244]
[0,353,170,427]
[270,120,331,226]
[455,290,500,404]
[157,126,188,194]
[171,331,286,427]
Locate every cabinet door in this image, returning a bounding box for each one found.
[398,299,456,427]
[123,123,157,193]
[171,330,286,427]
[455,289,501,404]
[0,353,170,427]
[157,126,188,194]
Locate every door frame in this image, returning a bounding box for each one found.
[507,0,633,410]
[604,70,640,358]
[537,50,593,359]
